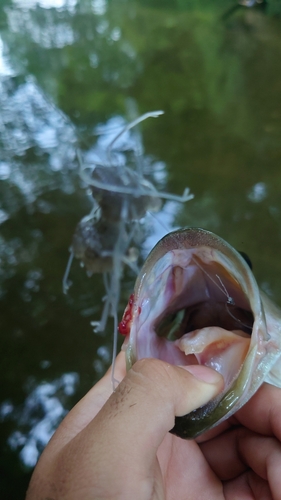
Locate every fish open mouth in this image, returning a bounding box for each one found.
[122,228,271,438]
[133,248,254,392]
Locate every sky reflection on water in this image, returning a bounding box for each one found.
[13,0,78,11]
[2,371,78,467]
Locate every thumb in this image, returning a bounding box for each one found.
[51,359,223,499]
[119,359,224,440]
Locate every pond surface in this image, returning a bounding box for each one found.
[1,0,281,497]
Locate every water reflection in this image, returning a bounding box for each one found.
[248,182,268,203]
[0,78,77,219]
[1,372,78,468]
[0,0,281,498]
[13,0,77,11]
[93,344,111,374]
[92,0,107,16]
[7,8,76,51]
[0,37,14,77]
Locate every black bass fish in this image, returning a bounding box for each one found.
[119,228,281,439]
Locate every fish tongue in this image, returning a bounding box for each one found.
[175,327,251,386]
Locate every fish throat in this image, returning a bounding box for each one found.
[155,261,253,341]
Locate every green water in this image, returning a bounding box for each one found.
[1,0,281,497]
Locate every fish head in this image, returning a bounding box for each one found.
[120,227,280,439]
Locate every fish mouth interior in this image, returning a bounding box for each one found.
[137,254,254,390]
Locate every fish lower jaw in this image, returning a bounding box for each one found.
[175,326,251,389]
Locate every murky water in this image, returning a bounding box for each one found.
[1,0,281,497]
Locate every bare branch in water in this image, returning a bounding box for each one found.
[63,110,193,387]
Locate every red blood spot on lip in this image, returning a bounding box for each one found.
[118,293,135,335]
[118,320,128,335]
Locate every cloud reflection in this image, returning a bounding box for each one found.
[91,0,107,16]
[13,0,77,11]
[248,182,267,203]
[0,78,77,217]
[2,372,79,468]
[0,37,14,77]
[8,7,76,49]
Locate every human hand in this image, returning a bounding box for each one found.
[200,382,281,499]
[26,352,281,500]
